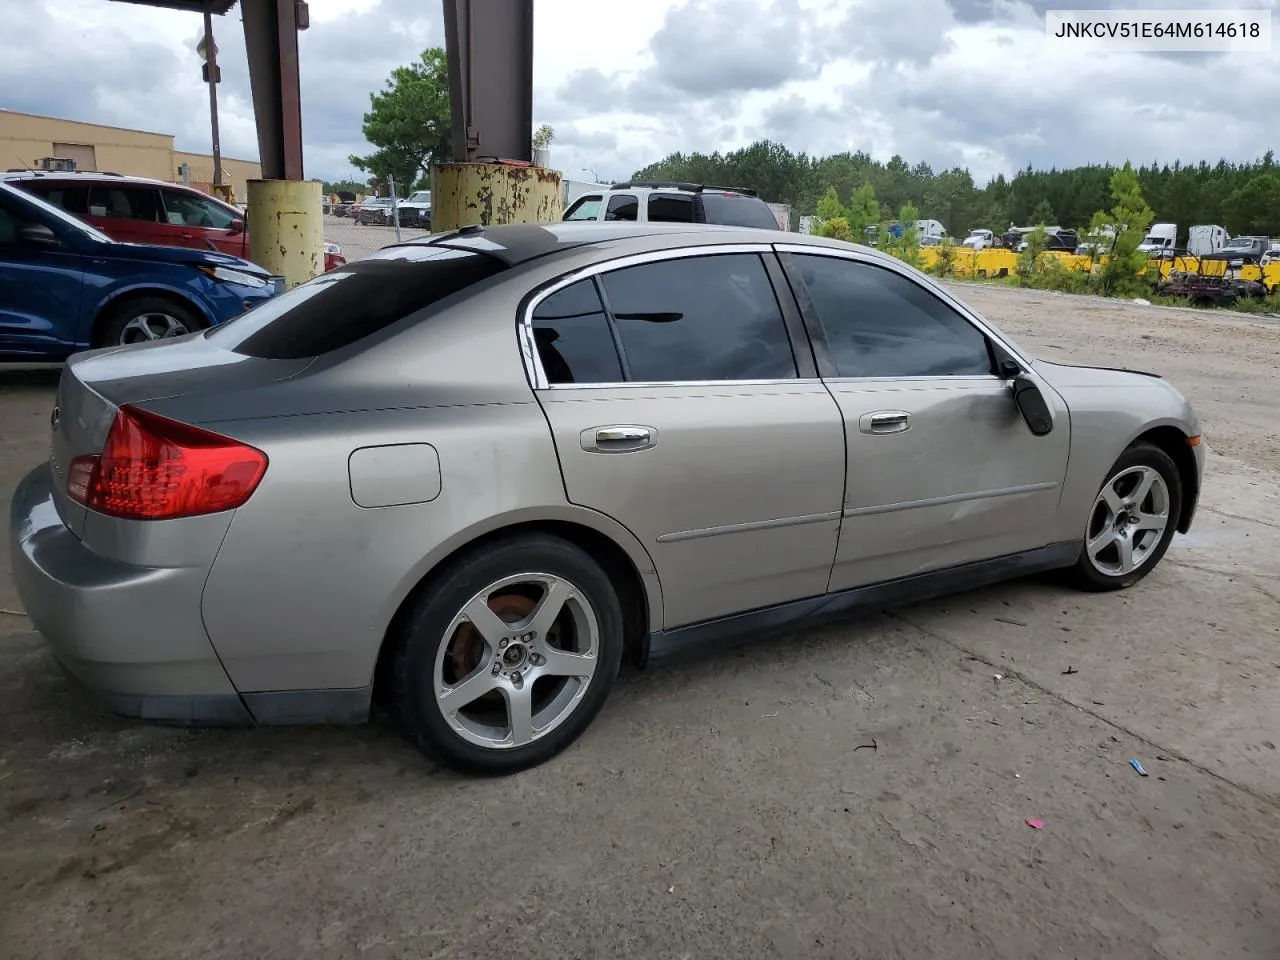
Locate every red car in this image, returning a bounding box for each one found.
[3,171,345,272]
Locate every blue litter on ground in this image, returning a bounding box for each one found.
[1129,759,1149,777]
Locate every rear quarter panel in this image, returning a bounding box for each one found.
[192,265,667,695]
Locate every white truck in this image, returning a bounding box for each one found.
[562,179,610,208]
[1187,225,1229,257]
[961,229,993,250]
[1137,222,1177,257]
[914,219,948,241]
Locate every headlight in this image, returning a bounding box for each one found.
[199,265,269,288]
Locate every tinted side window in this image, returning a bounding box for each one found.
[161,189,237,228]
[700,193,779,229]
[791,254,992,378]
[605,194,638,221]
[205,247,510,359]
[87,186,159,222]
[0,194,39,246]
[22,183,90,216]
[531,279,623,385]
[563,196,602,221]
[600,254,797,382]
[647,193,695,223]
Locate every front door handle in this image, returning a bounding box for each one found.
[581,424,657,453]
[859,410,912,435]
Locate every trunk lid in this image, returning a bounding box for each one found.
[49,335,312,539]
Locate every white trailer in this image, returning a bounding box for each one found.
[1188,225,1229,257]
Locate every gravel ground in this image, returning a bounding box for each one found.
[1,285,1277,959]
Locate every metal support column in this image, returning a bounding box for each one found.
[242,0,308,180]
[443,0,534,163]
[435,0,556,231]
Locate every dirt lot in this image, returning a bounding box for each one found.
[2,286,1278,959]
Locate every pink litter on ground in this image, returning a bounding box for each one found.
[1025,818,1045,830]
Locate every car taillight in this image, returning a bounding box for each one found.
[66,404,267,520]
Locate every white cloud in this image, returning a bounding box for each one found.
[0,0,1275,187]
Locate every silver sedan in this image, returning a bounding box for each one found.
[9,222,1204,775]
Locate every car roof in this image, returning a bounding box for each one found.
[378,221,888,269]
[0,169,180,187]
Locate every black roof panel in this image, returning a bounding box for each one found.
[108,0,237,13]
[390,221,740,267]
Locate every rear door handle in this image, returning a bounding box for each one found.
[859,410,912,435]
[581,425,657,453]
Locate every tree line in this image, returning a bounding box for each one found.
[632,141,1280,241]
[341,46,1278,243]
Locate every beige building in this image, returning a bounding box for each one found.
[0,109,262,202]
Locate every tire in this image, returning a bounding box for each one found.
[96,296,205,348]
[391,534,624,775]
[1067,441,1182,592]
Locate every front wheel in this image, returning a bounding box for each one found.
[1068,441,1182,592]
[97,296,204,348]
[390,534,624,775]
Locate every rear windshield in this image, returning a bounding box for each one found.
[700,193,780,229]
[205,246,509,359]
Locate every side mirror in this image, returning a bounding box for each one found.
[1012,377,1053,435]
[19,223,59,249]
[995,351,1052,435]
[228,218,245,235]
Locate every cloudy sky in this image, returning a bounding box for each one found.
[1,0,1276,186]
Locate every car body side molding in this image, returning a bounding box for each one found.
[645,541,1082,663]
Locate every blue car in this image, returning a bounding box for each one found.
[0,181,282,362]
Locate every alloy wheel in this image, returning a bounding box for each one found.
[1085,464,1170,577]
[432,572,600,750]
[120,312,192,344]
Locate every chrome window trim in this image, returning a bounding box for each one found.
[771,242,1037,372]
[540,378,827,392]
[519,242,779,390]
[518,239,1036,391]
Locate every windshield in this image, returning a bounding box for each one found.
[564,196,603,221]
[0,182,112,242]
[407,191,431,203]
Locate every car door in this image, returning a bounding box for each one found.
[0,192,86,358]
[527,245,846,629]
[159,187,248,257]
[777,246,1071,591]
[85,184,163,246]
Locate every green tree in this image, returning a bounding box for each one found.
[846,182,881,239]
[1017,224,1049,278]
[322,180,365,196]
[1095,162,1155,296]
[1224,172,1280,235]
[350,48,451,192]
[816,186,845,220]
[817,216,853,241]
[888,202,922,267]
[1031,199,1055,226]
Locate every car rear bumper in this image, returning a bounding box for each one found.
[8,465,251,725]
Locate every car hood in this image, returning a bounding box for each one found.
[1032,358,1165,389]
[103,240,272,275]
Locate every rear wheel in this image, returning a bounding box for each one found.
[391,534,624,775]
[97,296,204,348]
[1068,442,1182,592]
